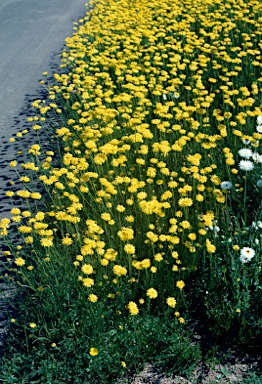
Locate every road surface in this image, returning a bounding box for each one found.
[0,0,87,218]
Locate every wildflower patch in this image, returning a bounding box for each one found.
[0,0,262,381]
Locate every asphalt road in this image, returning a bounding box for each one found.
[0,0,86,138]
[0,0,87,218]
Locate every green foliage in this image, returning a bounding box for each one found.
[0,278,200,383]
[188,210,262,346]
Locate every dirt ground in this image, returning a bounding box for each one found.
[118,361,261,384]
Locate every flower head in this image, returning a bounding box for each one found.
[166,297,177,308]
[240,247,255,263]
[220,181,232,190]
[176,280,185,290]
[239,160,254,171]
[88,294,98,303]
[14,257,26,267]
[257,116,262,125]
[89,347,99,356]
[127,301,139,315]
[238,148,253,159]
[146,288,158,299]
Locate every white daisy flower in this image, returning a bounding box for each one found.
[257,116,262,125]
[242,139,250,145]
[256,125,262,133]
[220,181,232,190]
[239,160,254,171]
[240,247,255,263]
[238,148,253,159]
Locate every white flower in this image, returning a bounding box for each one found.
[255,239,259,245]
[238,148,253,159]
[220,181,232,190]
[252,153,262,163]
[162,94,167,100]
[252,221,262,229]
[239,160,254,171]
[214,226,220,233]
[252,221,258,229]
[242,139,250,145]
[256,125,262,133]
[257,116,262,125]
[256,180,262,187]
[240,247,255,263]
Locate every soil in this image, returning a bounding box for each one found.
[119,361,261,384]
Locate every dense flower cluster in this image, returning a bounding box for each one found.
[1,0,262,354]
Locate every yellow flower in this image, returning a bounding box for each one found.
[17,190,31,198]
[166,297,177,308]
[125,215,134,223]
[29,323,36,328]
[101,258,109,266]
[176,280,185,290]
[180,220,191,229]
[101,212,111,221]
[154,253,163,262]
[62,236,73,246]
[31,192,42,199]
[83,278,94,287]
[40,238,53,247]
[89,347,99,356]
[188,233,197,241]
[88,294,98,303]
[6,191,14,197]
[113,265,127,277]
[81,264,94,275]
[14,257,25,267]
[178,198,193,207]
[116,205,125,212]
[117,227,134,241]
[11,208,21,215]
[146,288,158,299]
[9,160,17,167]
[121,361,127,368]
[127,301,139,315]
[206,239,216,253]
[124,244,135,254]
